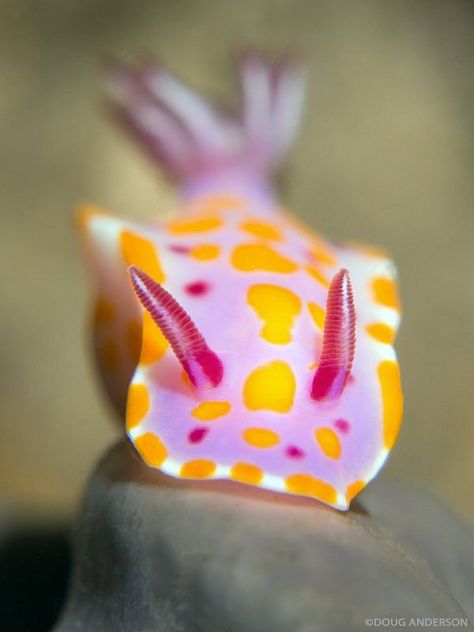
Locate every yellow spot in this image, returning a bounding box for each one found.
[315,428,342,460]
[307,302,325,330]
[168,216,223,234]
[372,277,400,311]
[120,231,165,283]
[231,462,263,485]
[345,480,366,503]
[247,284,301,344]
[190,244,221,260]
[127,320,142,363]
[231,244,297,273]
[243,361,296,413]
[280,209,324,242]
[243,428,281,448]
[93,297,115,326]
[191,401,232,421]
[310,246,337,266]
[97,339,119,372]
[181,370,192,387]
[240,219,282,241]
[135,432,167,466]
[126,384,150,430]
[75,203,108,232]
[305,265,330,288]
[285,474,337,504]
[192,195,244,214]
[139,311,168,365]
[180,459,216,478]
[379,360,403,449]
[366,323,395,344]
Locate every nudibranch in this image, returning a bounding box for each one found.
[77,53,403,510]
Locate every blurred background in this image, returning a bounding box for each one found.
[1,0,473,537]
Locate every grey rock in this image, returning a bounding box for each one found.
[55,441,473,632]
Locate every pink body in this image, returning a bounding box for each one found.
[78,53,403,510]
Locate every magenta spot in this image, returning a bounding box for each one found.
[169,244,190,254]
[334,419,350,434]
[188,427,209,444]
[185,280,210,296]
[286,445,305,459]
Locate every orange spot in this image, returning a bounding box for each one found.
[243,361,296,413]
[239,219,282,241]
[168,216,223,234]
[310,246,337,266]
[135,432,167,466]
[378,360,403,449]
[372,277,400,310]
[127,320,142,363]
[231,244,297,273]
[231,462,263,485]
[366,323,395,344]
[126,383,150,430]
[139,311,168,365]
[120,231,165,283]
[307,302,325,330]
[345,480,366,503]
[280,210,324,242]
[305,265,330,288]
[315,428,341,460]
[180,459,216,478]
[190,244,221,260]
[192,195,244,214]
[97,339,119,372]
[285,474,337,504]
[181,370,192,387]
[191,401,232,421]
[247,284,301,344]
[243,428,281,448]
[75,203,108,231]
[93,297,115,326]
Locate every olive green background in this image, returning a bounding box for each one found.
[1,0,473,523]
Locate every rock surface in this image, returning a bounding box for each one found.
[55,440,474,632]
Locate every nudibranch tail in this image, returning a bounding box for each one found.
[106,52,307,183]
[129,266,223,388]
[311,268,356,402]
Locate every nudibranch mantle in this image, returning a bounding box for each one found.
[78,53,403,510]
